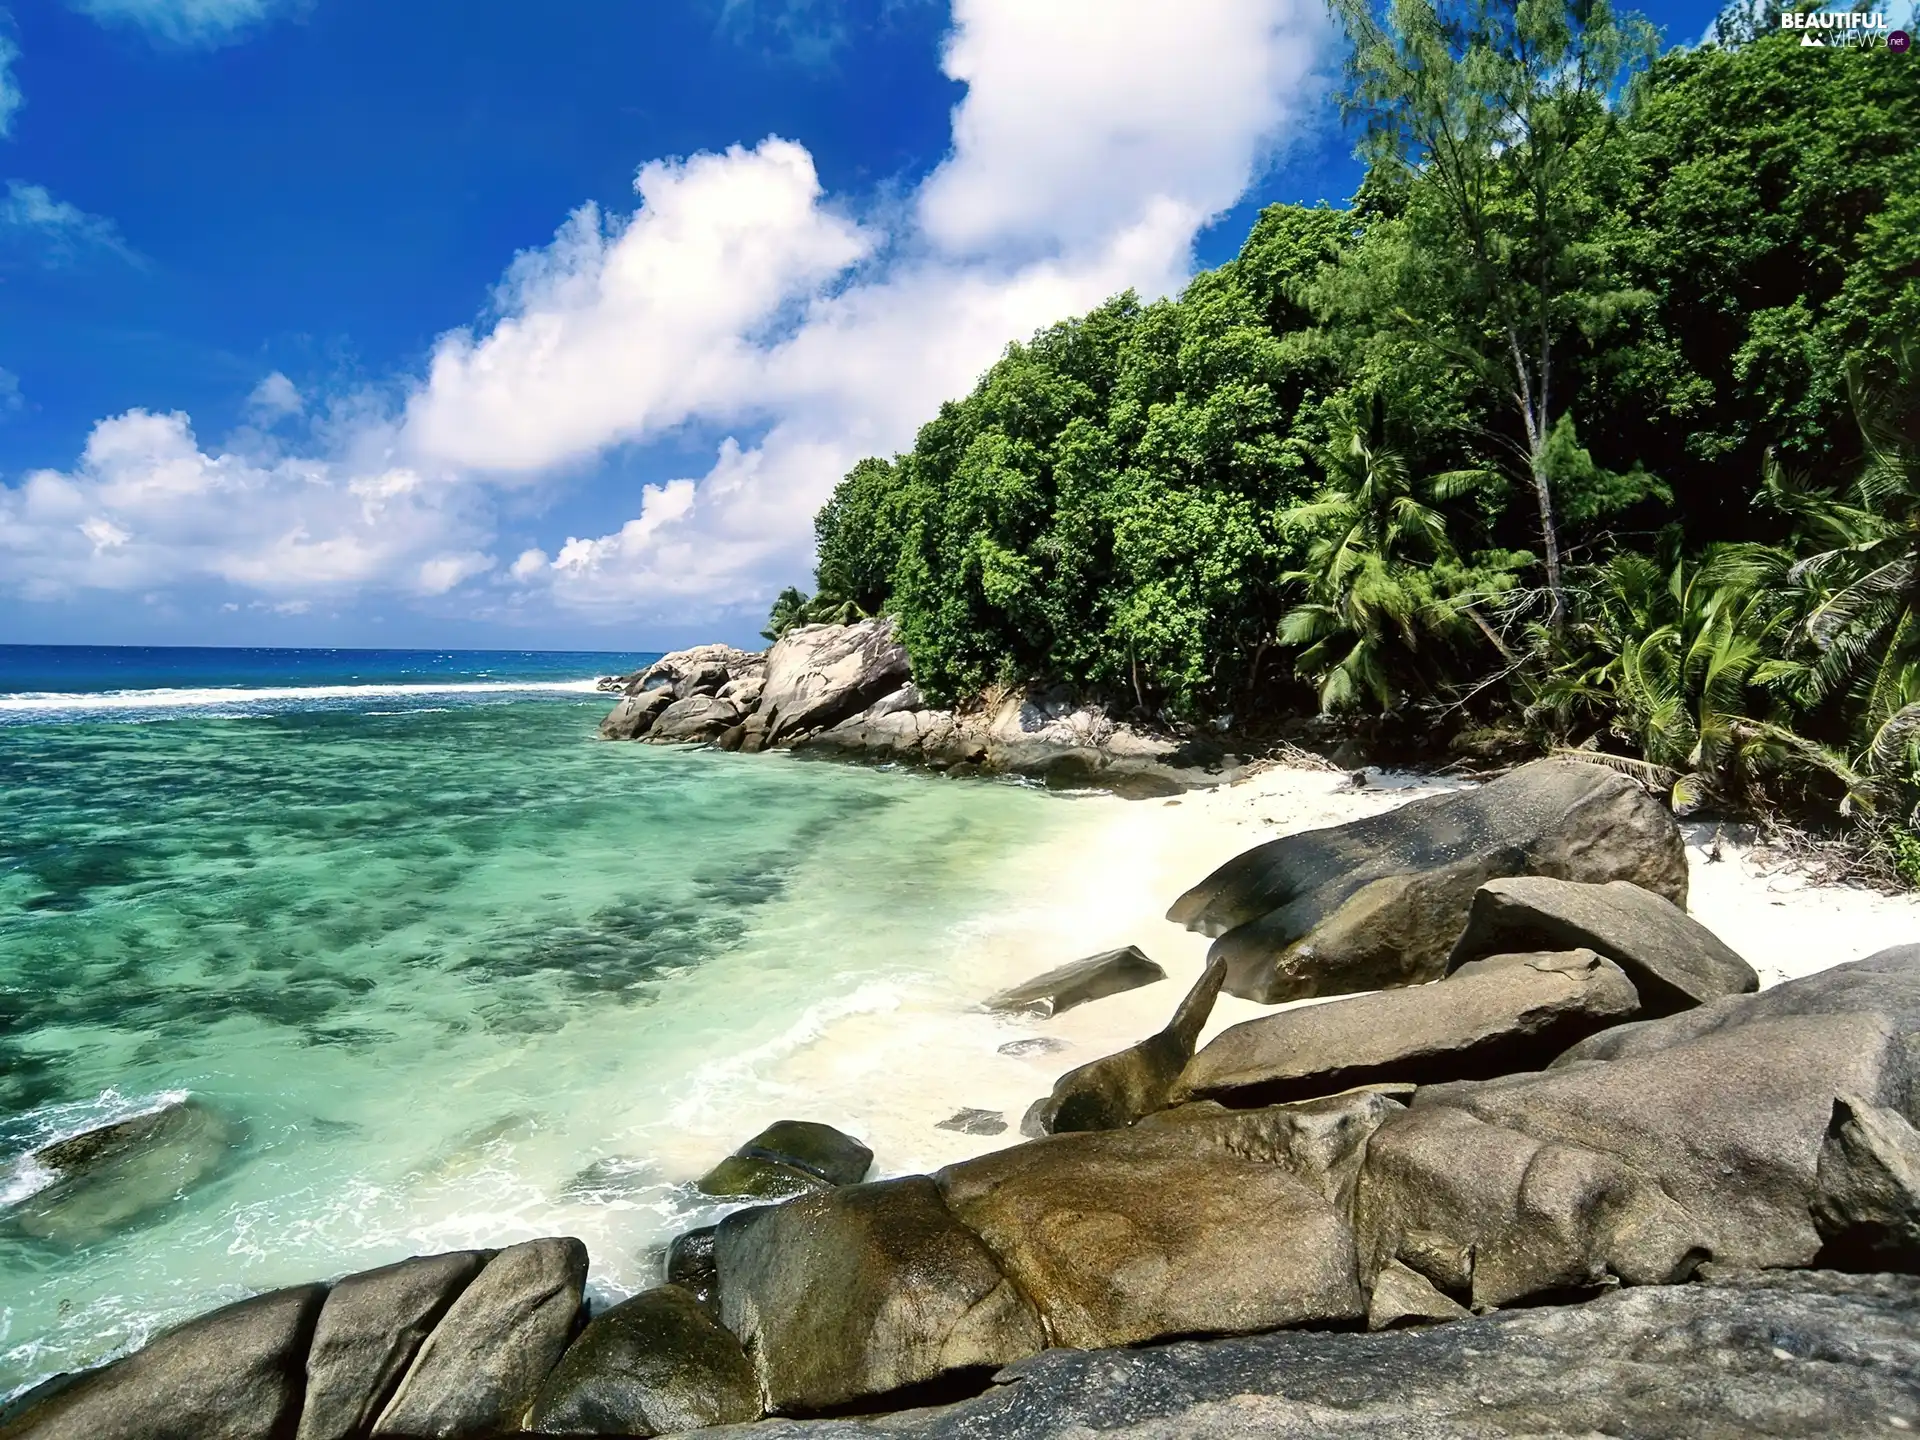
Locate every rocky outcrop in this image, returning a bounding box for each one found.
[526,1285,760,1436]
[1167,758,1690,1003]
[984,946,1166,1017]
[598,686,676,740]
[1446,876,1758,1014]
[685,1270,1920,1438]
[7,1098,244,1246]
[714,1176,1046,1415]
[649,694,745,743]
[751,622,913,747]
[1171,950,1642,1108]
[1022,958,1225,1136]
[697,1121,874,1201]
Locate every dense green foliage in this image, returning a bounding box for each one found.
[778,18,1919,840]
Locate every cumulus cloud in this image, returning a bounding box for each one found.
[1,181,142,268]
[66,0,286,46]
[0,409,487,602]
[4,0,1333,625]
[247,371,304,423]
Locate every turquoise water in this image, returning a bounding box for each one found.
[0,687,1078,1397]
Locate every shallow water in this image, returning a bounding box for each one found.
[0,679,1081,1397]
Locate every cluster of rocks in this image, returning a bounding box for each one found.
[597,621,1237,796]
[8,757,1920,1438]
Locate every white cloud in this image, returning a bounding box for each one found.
[0,28,21,139]
[1,181,141,268]
[247,371,304,422]
[0,410,487,602]
[0,365,22,416]
[5,0,1333,625]
[66,0,283,46]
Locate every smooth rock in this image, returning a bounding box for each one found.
[372,1236,588,1437]
[296,1251,489,1440]
[699,1120,874,1199]
[1172,950,1641,1107]
[682,1270,1920,1439]
[1166,759,1688,1003]
[666,1225,720,1316]
[758,620,913,745]
[648,695,746,743]
[1365,1258,1472,1330]
[984,946,1167,1018]
[1446,876,1758,1015]
[1024,958,1225,1135]
[715,1176,1045,1415]
[1813,1094,1920,1271]
[937,1106,1376,1349]
[527,1284,760,1436]
[697,1156,833,1201]
[8,1099,245,1245]
[0,1284,326,1440]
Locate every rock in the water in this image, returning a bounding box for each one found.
[526,1284,760,1436]
[0,1284,326,1440]
[665,1224,721,1315]
[598,686,676,740]
[1166,758,1687,1003]
[758,620,913,746]
[698,1120,873,1200]
[1365,1257,1472,1330]
[1813,1094,1920,1271]
[1446,876,1758,1015]
[714,1175,1045,1415]
[1024,958,1225,1136]
[372,1236,587,1437]
[937,1104,1377,1350]
[296,1251,489,1440]
[936,1109,1007,1136]
[997,1037,1069,1058]
[648,695,746,743]
[984,946,1167,1018]
[683,1270,1920,1439]
[8,1098,245,1245]
[1172,950,1641,1108]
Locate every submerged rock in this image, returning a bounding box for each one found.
[715,1175,1045,1415]
[984,946,1167,1018]
[935,1109,1007,1136]
[7,1098,245,1246]
[1446,876,1758,1014]
[527,1284,760,1436]
[1167,758,1689,1003]
[1172,949,1641,1108]
[686,1270,1920,1438]
[371,1237,587,1438]
[1024,958,1226,1136]
[0,1284,326,1440]
[697,1120,874,1200]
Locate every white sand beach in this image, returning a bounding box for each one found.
[755,760,1920,1185]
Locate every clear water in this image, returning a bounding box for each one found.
[0,649,1078,1397]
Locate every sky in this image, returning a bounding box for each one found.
[0,0,1764,651]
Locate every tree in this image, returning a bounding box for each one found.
[1326,0,1656,629]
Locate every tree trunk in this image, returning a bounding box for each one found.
[1531,443,1567,634]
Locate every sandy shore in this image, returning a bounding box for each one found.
[759,760,1920,1183]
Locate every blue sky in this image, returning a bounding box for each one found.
[2,0,1748,650]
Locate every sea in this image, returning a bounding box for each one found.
[0,645,1088,1398]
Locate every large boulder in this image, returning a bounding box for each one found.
[757,620,912,746]
[698,1120,873,1201]
[714,1176,1045,1415]
[984,946,1167,1018]
[1023,958,1225,1136]
[526,1284,760,1436]
[647,695,745,744]
[936,1100,1382,1349]
[0,1285,327,1440]
[372,1237,588,1437]
[1166,759,1689,1003]
[687,1270,1920,1439]
[1446,877,1758,1015]
[1172,950,1641,1108]
[623,644,762,697]
[599,687,676,740]
[1811,1095,1920,1271]
[1359,948,1920,1306]
[7,1098,245,1245]
[666,1225,721,1315]
[295,1250,489,1440]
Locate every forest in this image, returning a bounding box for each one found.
[766,4,1920,868]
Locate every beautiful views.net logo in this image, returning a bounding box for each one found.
[1778,8,1912,47]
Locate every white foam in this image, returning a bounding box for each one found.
[0,681,603,713]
